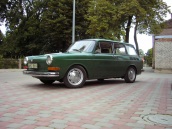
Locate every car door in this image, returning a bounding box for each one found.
[92,41,118,79]
[113,43,130,77]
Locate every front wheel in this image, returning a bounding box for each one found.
[63,65,86,88]
[40,79,55,84]
[124,67,136,83]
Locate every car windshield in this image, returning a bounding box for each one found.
[67,40,96,53]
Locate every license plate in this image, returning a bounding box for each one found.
[28,63,38,69]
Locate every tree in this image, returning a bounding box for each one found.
[75,0,90,40]
[40,0,73,53]
[86,0,125,40]
[1,0,91,57]
[0,0,8,23]
[139,49,144,56]
[1,0,170,58]
[145,48,153,66]
[40,0,90,53]
[1,0,49,57]
[86,0,143,41]
[0,30,3,44]
[86,0,170,54]
[132,0,170,54]
[0,30,4,55]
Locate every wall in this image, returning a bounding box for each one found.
[153,18,172,73]
[154,38,172,73]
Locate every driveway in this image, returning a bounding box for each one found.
[0,67,172,129]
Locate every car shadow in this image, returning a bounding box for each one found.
[25,78,130,90]
[84,79,125,87]
[26,82,65,90]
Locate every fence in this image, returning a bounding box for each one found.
[0,59,23,69]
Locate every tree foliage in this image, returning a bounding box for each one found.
[0,0,90,57]
[87,0,170,54]
[139,49,144,56]
[86,0,122,40]
[0,0,170,58]
[1,0,48,57]
[145,48,153,66]
[0,0,8,23]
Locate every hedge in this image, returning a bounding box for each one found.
[0,59,24,69]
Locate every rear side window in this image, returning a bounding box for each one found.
[114,44,126,55]
[125,45,137,55]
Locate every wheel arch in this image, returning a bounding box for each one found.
[124,65,137,83]
[65,64,89,79]
[127,65,137,74]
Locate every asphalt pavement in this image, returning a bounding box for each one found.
[0,67,172,129]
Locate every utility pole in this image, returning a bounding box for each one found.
[72,0,75,44]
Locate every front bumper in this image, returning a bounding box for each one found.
[23,70,59,78]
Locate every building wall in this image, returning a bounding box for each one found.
[153,17,172,73]
[154,38,172,73]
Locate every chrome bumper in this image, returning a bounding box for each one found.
[23,70,59,78]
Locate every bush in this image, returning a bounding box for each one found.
[145,48,153,67]
[0,57,23,69]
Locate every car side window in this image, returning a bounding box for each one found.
[125,45,137,55]
[114,44,127,55]
[95,42,113,54]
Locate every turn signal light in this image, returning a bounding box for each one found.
[48,67,60,71]
[23,66,28,69]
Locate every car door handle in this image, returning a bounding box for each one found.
[113,56,118,60]
[130,57,139,60]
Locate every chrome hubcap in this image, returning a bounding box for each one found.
[67,68,83,85]
[128,68,135,81]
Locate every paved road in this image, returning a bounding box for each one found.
[0,68,172,129]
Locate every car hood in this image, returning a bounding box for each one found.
[27,52,91,59]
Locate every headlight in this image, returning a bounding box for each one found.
[24,57,28,65]
[46,55,53,65]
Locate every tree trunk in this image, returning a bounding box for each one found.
[125,16,133,42]
[134,21,139,55]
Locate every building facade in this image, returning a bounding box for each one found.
[153,16,172,73]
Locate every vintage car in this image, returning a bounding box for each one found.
[23,39,143,88]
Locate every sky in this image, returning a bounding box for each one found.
[0,0,172,53]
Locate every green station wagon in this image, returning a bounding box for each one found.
[23,39,143,88]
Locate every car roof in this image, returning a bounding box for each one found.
[76,39,135,48]
[79,38,127,44]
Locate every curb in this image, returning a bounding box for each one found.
[0,69,24,72]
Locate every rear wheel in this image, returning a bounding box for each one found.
[63,65,86,88]
[40,79,55,84]
[124,67,136,83]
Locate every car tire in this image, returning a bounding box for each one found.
[124,67,136,83]
[40,79,55,84]
[63,65,86,88]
